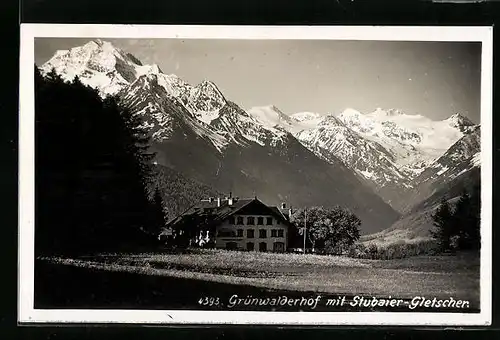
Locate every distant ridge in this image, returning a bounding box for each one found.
[41,39,401,234]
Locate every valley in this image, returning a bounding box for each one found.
[39,39,481,242]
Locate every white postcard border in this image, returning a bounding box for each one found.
[18,24,493,326]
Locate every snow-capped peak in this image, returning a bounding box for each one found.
[290,111,322,122]
[40,39,480,205]
[447,112,472,122]
[88,39,114,51]
[335,107,475,172]
[192,80,226,103]
[179,79,227,124]
[317,114,345,127]
[290,105,478,199]
[371,108,405,117]
[265,104,284,114]
[149,63,162,74]
[91,38,105,46]
[340,108,363,117]
[246,106,329,134]
[445,113,474,130]
[248,104,283,114]
[40,39,146,95]
[199,79,218,88]
[40,39,198,102]
[246,105,295,130]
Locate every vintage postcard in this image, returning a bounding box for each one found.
[18,24,492,325]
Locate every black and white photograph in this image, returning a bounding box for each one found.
[18,25,492,325]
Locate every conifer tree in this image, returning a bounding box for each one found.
[430,198,455,252]
[145,188,166,236]
[453,190,471,249]
[454,186,481,250]
[35,65,163,255]
[469,183,481,249]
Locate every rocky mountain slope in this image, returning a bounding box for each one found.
[361,129,481,246]
[362,166,480,247]
[244,104,481,244]
[407,126,481,213]
[246,103,479,211]
[40,39,400,234]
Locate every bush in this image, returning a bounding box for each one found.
[348,240,439,260]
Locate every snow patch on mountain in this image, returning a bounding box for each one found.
[358,169,375,179]
[41,39,140,96]
[246,105,300,133]
[247,106,328,135]
[293,113,410,190]
[41,39,480,204]
[337,108,470,171]
[278,106,480,209]
[246,104,475,196]
[211,103,291,149]
[406,125,481,208]
[291,112,322,122]
[182,80,226,124]
[293,113,324,131]
[446,113,475,132]
[471,151,481,167]
[436,166,449,176]
[41,39,293,152]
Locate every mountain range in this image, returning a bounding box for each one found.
[39,39,481,239]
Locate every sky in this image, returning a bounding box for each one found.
[35,38,482,123]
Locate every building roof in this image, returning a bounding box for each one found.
[163,197,292,233]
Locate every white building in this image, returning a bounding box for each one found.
[164,196,293,252]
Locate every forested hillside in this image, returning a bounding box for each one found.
[35,66,164,255]
[145,164,223,222]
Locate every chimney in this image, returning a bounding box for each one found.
[216,197,221,207]
[281,202,286,209]
[228,197,234,206]
[288,207,293,219]
[209,197,214,203]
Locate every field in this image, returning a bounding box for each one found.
[36,249,480,312]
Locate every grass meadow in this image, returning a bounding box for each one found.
[37,248,480,311]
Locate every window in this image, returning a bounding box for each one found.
[257,217,264,225]
[237,216,244,225]
[273,242,285,253]
[246,242,254,251]
[228,216,235,224]
[277,219,281,225]
[278,229,284,237]
[259,229,267,238]
[247,216,255,225]
[271,229,277,237]
[266,217,273,225]
[237,229,243,237]
[226,242,238,250]
[247,229,255,238]
[259,242,267,252]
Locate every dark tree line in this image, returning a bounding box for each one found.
[35,66,165,256]
[145,164,222,222]
[430,184,481,253]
